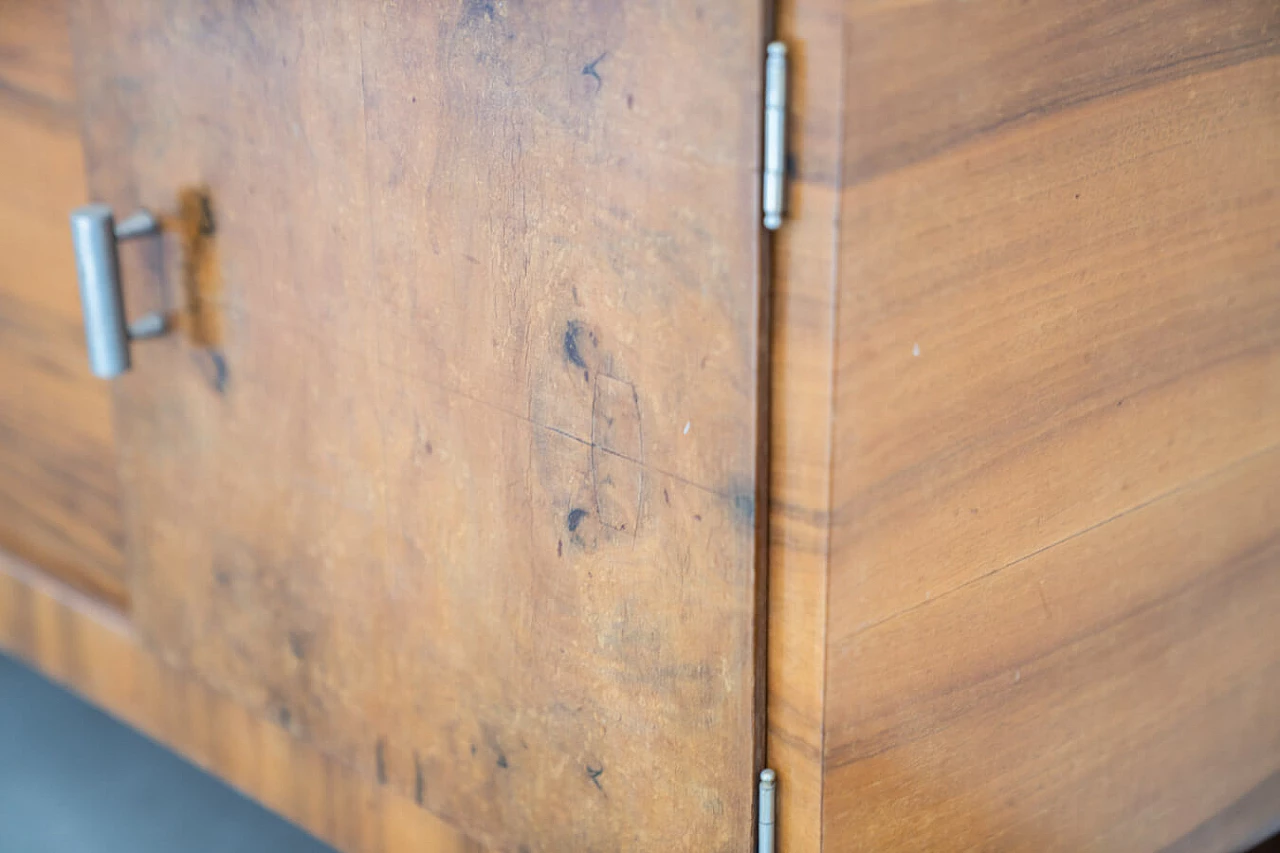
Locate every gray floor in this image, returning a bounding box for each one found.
[0,653,335,853]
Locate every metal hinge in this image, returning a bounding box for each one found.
[758,768,777,852]
[762,42,788,231]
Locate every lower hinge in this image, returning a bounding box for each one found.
[758,768,777,852]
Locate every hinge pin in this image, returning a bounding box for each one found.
[758,768,777,853]
[762,42,788,231]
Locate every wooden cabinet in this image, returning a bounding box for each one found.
[1,1,1277,851]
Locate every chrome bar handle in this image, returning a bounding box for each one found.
[70,204,165,379]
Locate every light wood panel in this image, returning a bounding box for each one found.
[71,1,767,850]
[0,551,482,853]
[824,0,1280,849]
[828,448,1280,850]
[0,1,126,605]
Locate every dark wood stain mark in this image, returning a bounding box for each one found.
[190,346,229,395]
[564,320,589,369]
[424,441,433,455]
[287,630,307,660]
[582,51,608,89]
[567,508,589,532]
[196,194,216,235]
[413,752,425,805]
[176,187,223,349]
[276,706,292,727]
[557,539,563,557]
[586,764,605,792]
[733,491,755,524]
[480,724,509,770]
[375,737,388,784]
[208,350,229,394]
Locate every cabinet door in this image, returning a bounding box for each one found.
[0,2,126,607]
[70,2,766,850]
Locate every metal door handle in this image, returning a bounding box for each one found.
[70,204,166,379]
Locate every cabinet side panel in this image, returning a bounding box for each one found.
[825,2,1280,850]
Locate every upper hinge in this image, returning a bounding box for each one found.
[758,768,777,852]
[762,42,788,231]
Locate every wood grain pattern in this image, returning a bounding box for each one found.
[824,0,1280,849]
[0,551,482,853]
[828,448,1280,850]
[0,1,126,606]
[70,1,766,850]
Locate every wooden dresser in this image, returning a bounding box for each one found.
[1,1,1276,850]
